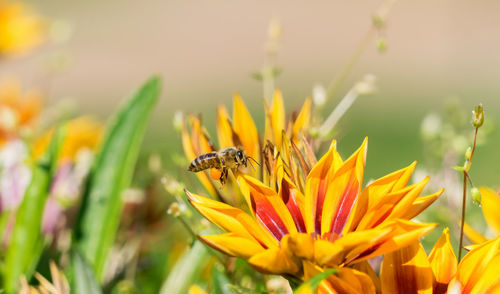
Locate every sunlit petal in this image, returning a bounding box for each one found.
[216,105,234,148]
[428,227,457,293]
[292,98,312,145]
[200,233,265,259]
[327,267,376,294]
[282,233,315,260]
[403,190,443,220]
[380,241,433,294]
[232,93,260,162]
[480,187,500,237]
[248,247,299,275]
[463,222,488,244]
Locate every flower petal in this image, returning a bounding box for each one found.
[238,175,298,240]
[216,105,234,148]
[281,233,314,260]
[321,138,367,238]
[292,97,312,145]
[463,222,488,244]
[233,93,260,162]
[403,190,444,220]
[305,140,343,234]
[346,161,417,232]
[456,237,500,294]
[268,89,285,147]
[428,227,457,293]
[380,241,433,294]
[480,187,500,236]
[200,233,265,259]
[248,247,299,275]
[279,176,307,233]
[327,267,376,294]
[186,189,278,248]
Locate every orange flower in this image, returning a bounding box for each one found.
[0,77,42,146]
[186,136,443,293]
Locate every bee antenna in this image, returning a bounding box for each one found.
[248,156,260,166]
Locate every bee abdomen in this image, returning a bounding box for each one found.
[188,152,220,172]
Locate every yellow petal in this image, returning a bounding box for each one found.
[292,97,312,145]
[471,254,500,294]
[326,267,376,294]
[186,190,278,248]
[456,237,500,293]
[248,247,299,275]
[302,261,338,294]
[216,105,234,148]
[281,233,314,260]
[200,233,265,259]
[321,138,367,237]
[347,161,417,232]
[428,227,457,291]
[269,89,285,147]
[356,220,437,262]
[480,187,500,237]
[188,285,207,294]
[305,139,343,234]
[233,93,260,162]
[463,222,488,244]
[351,261,381,294]
[403,190,443,220]
[380,241,433,294]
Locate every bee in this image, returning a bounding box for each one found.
[188,147,258,185]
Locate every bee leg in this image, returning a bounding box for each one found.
[219,168,228,186]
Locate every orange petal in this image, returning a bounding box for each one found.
[248,247,299,275]
[292,97,312,145]
[302,261,338,294]
[238,175,298,239]
[403,190,443,220]
[269,89,285,147]
[428,227,457,292]
[380,241,433,294]
[232,94,260,162]
[480,187,500,236]
[305,139,343,234]
[200,233,265,259]
[281,233,315,260]
[321,138,366,237]
[279,176,307,233]
[327,267,376,294]
[216,105,234,148]
[470,254,500,294]
[351,261,382,294]
[346,161,417,233]
[456,237,500,294]
[355,220,437,262]
[186,190,278,248]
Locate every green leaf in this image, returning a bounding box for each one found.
[293,268,337,293]
[159,241,211,294]
[4,126,66,293]
[74,76,161,280]
[452,165,465,172]
[72,251,103,294]
[210,264,232,294]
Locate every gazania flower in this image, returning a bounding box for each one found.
[382,230,500,294]
[464,187,500,244]
[0,0,46,57]
[186,118,443,293]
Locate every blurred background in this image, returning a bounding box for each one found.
[3,0,500,186]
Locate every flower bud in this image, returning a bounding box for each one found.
[472,104,484,128]
[471,187,481,205]
[465,147,472,160]
[376,38,388,53]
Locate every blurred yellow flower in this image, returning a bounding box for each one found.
[33,116,102,162]
[184,93,444,293]
[0,77,42,146]
[0,0,46,57]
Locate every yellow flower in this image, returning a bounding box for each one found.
[464,187,500,244]
[0,77,42,146]
[0,0,46,57]
[33,116,102,162]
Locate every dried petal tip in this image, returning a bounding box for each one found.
[472,104,484,128]
[471,187,481,205]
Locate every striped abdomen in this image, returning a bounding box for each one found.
[188,152,220,172]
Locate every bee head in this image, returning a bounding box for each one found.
[236,149,247,166]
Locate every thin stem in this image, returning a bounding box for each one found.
[458,172,467,261]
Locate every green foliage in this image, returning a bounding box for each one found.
[73,76,161,280]
[210,264,232,294]
[3,126,66,293]
[72,251,103,294]
[159,241,211,294]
